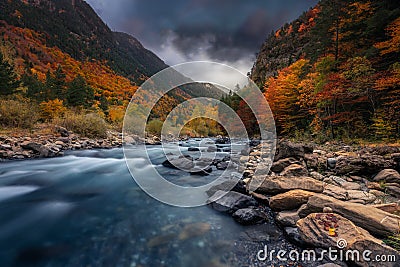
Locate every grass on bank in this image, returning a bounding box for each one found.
[0,97,110,138]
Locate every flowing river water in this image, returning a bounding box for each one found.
[0,140,302,267]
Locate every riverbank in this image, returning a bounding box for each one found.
[206,139,400,266]
[0,126,123,160]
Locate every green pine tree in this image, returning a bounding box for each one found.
[45,65,66,100]
[67,75,94,108]
[0,51,19,95]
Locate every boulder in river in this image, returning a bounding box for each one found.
[232,208,267,225]
[162,157,194,170]
[209,190,258,214]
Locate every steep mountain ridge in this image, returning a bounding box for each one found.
[0,0,168,83]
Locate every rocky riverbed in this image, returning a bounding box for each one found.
[0,126,124,160]
[1,132,400,266]
[204,139,400,267]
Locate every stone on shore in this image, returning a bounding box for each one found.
[250,176,324,195]
[298,194,400,237]
[280,164,308,177]
[276,210,300,227]
[269,189,315,211]
[373,169,400,184]
[335,155,395,176]
[297,213,399,267]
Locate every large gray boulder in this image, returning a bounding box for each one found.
[209,191,258,214]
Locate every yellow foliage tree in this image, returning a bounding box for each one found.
[39,99,66,121]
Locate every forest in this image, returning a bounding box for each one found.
[248,0,400,142]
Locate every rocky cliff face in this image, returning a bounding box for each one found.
[250,6,319,88]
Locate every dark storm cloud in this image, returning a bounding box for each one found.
[86,0,318,69]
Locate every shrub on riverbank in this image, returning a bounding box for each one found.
[53,111,108,138]
[0,98,39,128]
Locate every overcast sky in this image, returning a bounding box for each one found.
[86,0,318,75]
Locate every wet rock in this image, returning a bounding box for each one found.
[269,189,315,211]
[216,161,229,170]
[207,146,217,152]
[251,176,324,195]
[232,208,266,225]
[373,169,400,184]
[190,167,212,176]
[299,194,400,237]
[276,210,300,227]
[162,158,194,170]
[209,190,258,214]
[147,233,177,248]
[215,137,230,144]
[188,147,200,152]
[280,163,308,177]
[206,180,247,196]
[284,227,306,246]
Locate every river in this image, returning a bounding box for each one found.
[0,141,297,267]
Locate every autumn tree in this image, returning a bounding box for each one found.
[374,17,400,56]
[264,59,310,135]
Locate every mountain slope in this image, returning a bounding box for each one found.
[250,0,400,139]
[0,0,168,83]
